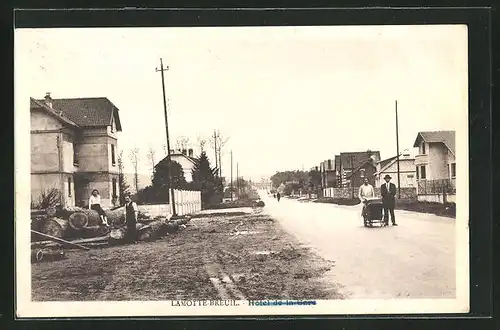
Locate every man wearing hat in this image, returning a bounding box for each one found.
[381,174,398,226]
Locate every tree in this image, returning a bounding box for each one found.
[209,130,229,177]
[147,147,156,177]
[175,136,190,151]
[197,136,207,153]
[117,150,130,204]
[136,158,187,204]
[129,147,140,193]
[190,151,222,207]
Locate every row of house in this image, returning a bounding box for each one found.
[313,130,456,200]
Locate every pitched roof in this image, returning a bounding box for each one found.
[36,97,122,131]
[413,131,455,155]
[375,156,415,175]
[339,151,381,169]
[30,97,79,128]
[167,153,197,165]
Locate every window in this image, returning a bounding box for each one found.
[420,165,427,179]
[360,169,365,177]
[451,163,456,178]
[112,177,117,198]
[111,144,116,166]
[73,144,78,165]
[327,159,332,170]
[416,166,419,179]
[68,177,72,197]
[421,142,426,154]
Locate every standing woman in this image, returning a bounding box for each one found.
[89,189,109,226]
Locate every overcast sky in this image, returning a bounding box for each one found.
[16,25,467,180]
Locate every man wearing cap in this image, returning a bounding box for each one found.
[381,174,397,226]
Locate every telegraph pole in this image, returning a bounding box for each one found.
[237,162,240,199]
[395,100,401,199]
[230,151,233,201]
[350,155,355,199]
[156,58,176,216]
[213,130,218,175]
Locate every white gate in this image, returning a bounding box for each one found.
[168,189,202,215]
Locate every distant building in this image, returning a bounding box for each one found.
[336,150,381,187]
[319,159,336,188]
[374,153,416,188]
[31,93,122,208]
[159,148,197,182]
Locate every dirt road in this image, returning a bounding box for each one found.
[31,208,341,301]
[261,192,456,299]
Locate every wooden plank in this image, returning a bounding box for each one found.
[31,230,90,251]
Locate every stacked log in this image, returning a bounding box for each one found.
[40,217,69,238]
[31,249,65,263]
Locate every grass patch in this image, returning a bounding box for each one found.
[396,201,456,218]
[313,198,361,206]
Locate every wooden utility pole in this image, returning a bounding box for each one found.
[213,130,218,175]
[395,100,401,199]
[156,58,176,216]
[237,162,239,199]
[230,150,233,201]
[350,155,355,199]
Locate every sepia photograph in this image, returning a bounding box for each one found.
[15,23,469,317]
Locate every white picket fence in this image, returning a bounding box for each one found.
[168,189,202,216]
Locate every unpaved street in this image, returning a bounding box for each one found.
[260,192,456,299]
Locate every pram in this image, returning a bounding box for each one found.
[362,198,387,227]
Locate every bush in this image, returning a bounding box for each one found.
[31,188,61,209]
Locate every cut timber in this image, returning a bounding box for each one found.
[70,236,110,244]
[80,225,110,238]
[31,230,90,251]
[41,217,69,238]
[31,249,66,263]
[66,208,125,230]
[31,249,43,263]
[109,227,126,241]
[138,220,166,242]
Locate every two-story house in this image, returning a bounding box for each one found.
[374,152,416,188]
[413,131,456,180]
[413,130,456,197]
[31,93,122,209]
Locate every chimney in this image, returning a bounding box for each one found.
[44,92,53,108]
[181,149,187,155]
[188,148,194,157]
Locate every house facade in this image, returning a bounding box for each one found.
[413,130,456,201]
[319,158,337,188]
[164,148,196,182]
[31,93,122,209]
[374,153,416,188]
[337,151,381,187]
[413,131,456,181]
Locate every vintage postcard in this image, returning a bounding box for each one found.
[15,24,469,317]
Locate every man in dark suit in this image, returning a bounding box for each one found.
[381,174,398,226]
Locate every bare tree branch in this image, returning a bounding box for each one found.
[129,148,140,193]
[147,147,156,176]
